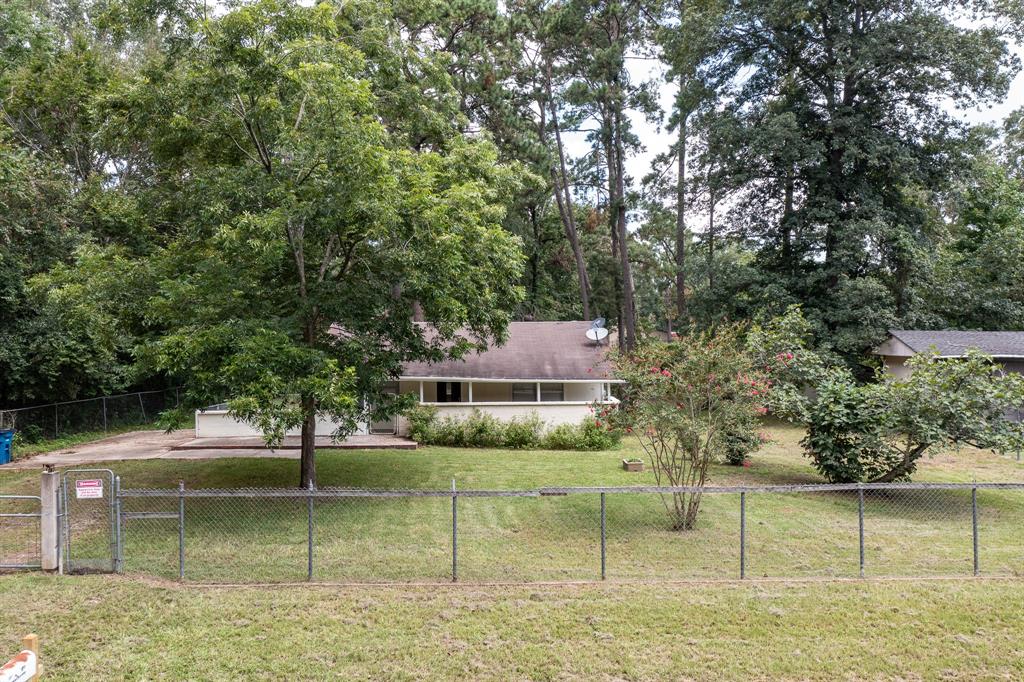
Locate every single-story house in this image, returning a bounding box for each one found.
[875,330,1024,379]
[195,321,621,438]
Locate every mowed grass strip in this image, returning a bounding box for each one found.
[2,424,1024,582]
[1,575,1024,680]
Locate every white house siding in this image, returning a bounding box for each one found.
[196,381,614,438]
[882,355,912,379]
[194,410,368,438]
[392,379,612,436]
[395,402,605,436]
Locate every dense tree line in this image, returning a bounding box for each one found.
[2,0,1023,412]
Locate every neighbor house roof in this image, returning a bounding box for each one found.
[878,330,1024,359]
[401,321,615,381]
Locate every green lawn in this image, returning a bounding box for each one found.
[1,575,1024,680]
[2,423,1024,583]
[3,426,1024,679]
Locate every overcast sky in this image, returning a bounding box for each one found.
[561,43,1024,215]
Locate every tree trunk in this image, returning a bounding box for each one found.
[707,187,716,293]
[602,130,625,350]
[868,444,929,483]
[782,164,794,269]
[299,319,317,489]
[613,107,636,350]
[544,60,592,320]
[675,114,688,324]
[299,394,317,488]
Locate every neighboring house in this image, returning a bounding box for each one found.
[196,321,620,438]
[875,330,1024,379]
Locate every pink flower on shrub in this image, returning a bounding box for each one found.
[755,406,768,415]
[661,369,672,378]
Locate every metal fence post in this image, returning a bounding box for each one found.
[739,491,746,580]
[114,475,123,573]
[307,480,314,582]
[139,393,147,422]
[102,397,108,433]
[972,486,979,576]
[600,492,606,580]
[858,485,865,578]
[451,479,458,583]
[178,481,185,580]
[54,404,59,439]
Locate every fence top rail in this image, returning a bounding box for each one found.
[0,495,42,502]
[116,481,1024,499]
[0,387,181,414]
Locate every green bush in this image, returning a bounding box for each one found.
[16,425,44,445]
[502,413,543,449]
[404,406,612,450]
[542,419,621,451]
[461,409,505,448]
[405,404,438,443]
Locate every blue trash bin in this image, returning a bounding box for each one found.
[0,429,13,464]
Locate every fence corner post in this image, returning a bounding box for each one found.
[40,468,60,571]
[451,478,457,583]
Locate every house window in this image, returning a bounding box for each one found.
[511,383,536,402]
[540,383,564,402]
[436,382,462,403]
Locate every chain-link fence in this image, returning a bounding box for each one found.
[0,495,41,569]
[0,388,181,443]
[104,482,1024,583]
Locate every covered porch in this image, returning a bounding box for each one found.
[396,378,619,434]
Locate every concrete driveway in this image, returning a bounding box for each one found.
[2,430,415,469]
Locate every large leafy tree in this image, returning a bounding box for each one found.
[685,0,1022,360]
[146,0,525,487]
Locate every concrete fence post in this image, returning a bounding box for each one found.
[40,469,61,571]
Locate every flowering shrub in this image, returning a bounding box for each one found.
[612,326,768,530]
[745,305,828,421]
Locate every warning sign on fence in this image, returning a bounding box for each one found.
[75,478,104,499]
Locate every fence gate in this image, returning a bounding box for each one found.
[61,469,116,574]
[0,495,41,570]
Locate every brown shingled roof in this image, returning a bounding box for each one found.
[401,321,616,380]
[886,330,1024,358]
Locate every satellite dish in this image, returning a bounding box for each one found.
[586,327,610,344]
[591,317,606,329]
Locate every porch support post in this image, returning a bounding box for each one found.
[536,382,541,402]
[468,381,473,404]
[419,381,424,403]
